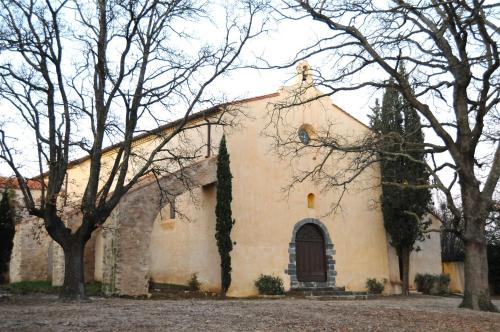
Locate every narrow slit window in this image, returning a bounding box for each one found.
[307,193,315,209]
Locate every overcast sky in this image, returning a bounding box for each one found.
[0,4,381,178]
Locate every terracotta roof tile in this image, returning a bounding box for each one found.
[0,176,43,190]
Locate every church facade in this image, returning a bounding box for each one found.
[9,64,442,296]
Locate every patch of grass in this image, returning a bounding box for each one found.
[85,281,103,296]
[0,280,59,294]
[0,280,103,296]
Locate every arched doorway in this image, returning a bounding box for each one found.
[296,224,327,282]
[286,218,336,289]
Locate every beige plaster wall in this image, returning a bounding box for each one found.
[385,242,403,293]
[61,123,207,206]
[384,215,443,293]
[149,185,220,292]
[146,86,393,296]
[227,92,390,296]
[409,215,442,288]
[443,261,464,293]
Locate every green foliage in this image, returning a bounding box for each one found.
[414,274,433,294]
[370,69,432,294]
[215,135,234,295]
[187,273,201,291]
[365,278,386,294]
[414,273,450,295]
[0,190,15,283]
[370,76,432,253]
[435,274,450,295]
[254,274,284,295]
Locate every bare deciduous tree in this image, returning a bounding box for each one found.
[0,0,267,299]
[270,1,499,311]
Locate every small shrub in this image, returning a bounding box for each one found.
[365,278,386,294]
[187,273,201,291]
[254,274,284,295]
[414,273,450,295]
[414,273,434,294]
[435,274,450,294]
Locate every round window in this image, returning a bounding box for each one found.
[298,124,315,145]
[298,127,310,144]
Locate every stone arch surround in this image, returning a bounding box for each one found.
[101,158,217,296]
[286,218,337,289]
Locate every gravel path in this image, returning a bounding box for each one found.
[0,294,499,331]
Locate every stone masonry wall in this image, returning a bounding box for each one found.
[110,189,162,296]
[102,157,217,296]
[9,218,50,282]
[51,241,65,286]
[101,210,119,294]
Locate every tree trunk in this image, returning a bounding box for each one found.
[219,268,227,298]
[460,231,497,311]
[459,183,498,312]
[60,240,86,300]
[401,246,411,296]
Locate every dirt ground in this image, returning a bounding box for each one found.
[0,293,499,331]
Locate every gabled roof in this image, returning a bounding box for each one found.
[37,92,281,176]
[30,89,369,177]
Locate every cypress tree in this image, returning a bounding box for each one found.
[215,135,234,296]
[371,73,431,295]
[0,190,15,283]
[368,99,382,130]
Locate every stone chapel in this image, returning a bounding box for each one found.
[8,63,442,297]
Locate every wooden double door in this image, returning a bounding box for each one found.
[296,223,327,282]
